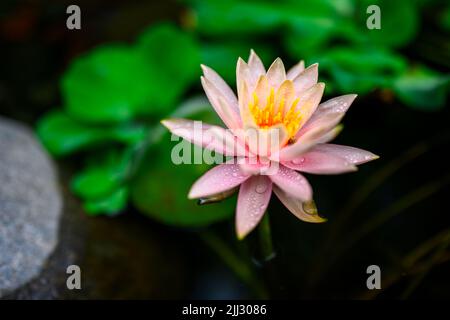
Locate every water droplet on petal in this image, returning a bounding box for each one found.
[255,181,268,194]
[292,157,305,165]
[302,200,318,215]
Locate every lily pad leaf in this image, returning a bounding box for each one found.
[37,111,148,156]
[355,0,418,48]
[62,23,200,124]
[393,66,450,111]
[84,187,129,216]
[62,44,154,123]
[72,148,133,200]
[136,23,201,114]
[315,46,407,94]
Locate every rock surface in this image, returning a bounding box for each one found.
[0,117,62,297]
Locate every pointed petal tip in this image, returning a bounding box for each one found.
[369,154,380,162]
[187,191,195,200]
[312,216,327,223]
[236,229,248,241]
[237,57,246,65]
[160,119,174,130]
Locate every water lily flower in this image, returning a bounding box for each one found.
[162,50,378,239]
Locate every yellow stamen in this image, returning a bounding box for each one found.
[249,85,302,138]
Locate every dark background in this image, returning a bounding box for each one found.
[1,0,449,299]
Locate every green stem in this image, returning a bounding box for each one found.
[198,230,268,299]
[258,213,275,262]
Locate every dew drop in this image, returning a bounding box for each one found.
[255,182,268,194]
[302,201,318,215]
[292,157,305,165]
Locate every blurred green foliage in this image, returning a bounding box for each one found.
[38,23,233,224]
[184,0,449,110]
[37,0,449,221]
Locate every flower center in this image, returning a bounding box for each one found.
[249,87,301,138]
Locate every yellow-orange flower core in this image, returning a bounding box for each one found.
[249,87,301,138]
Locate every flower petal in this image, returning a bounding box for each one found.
[245,124,289,157]
[201,76,242,129]
[188,164,250,199]
[266,57,286,88]
[286,60,305,80]
[237,57,258,95]
[316,124,343,144]
[201,64,239,113]
[275,80,296,115]
[236,175,272,239]
[248,49,266,79]
[282,150,357,174]
[269,165,312,201]
[295,82,325,131]
[300,94,356,137]
[161,118,247,157]
[273,186,326,223]
[293,63,318,95]
[311,144,379,165]
[274,112,341,161]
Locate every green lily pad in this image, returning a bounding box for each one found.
[72,148,133,200]
[186,0,286,36]
[315,46,407,94]
[393,66,450,111]
[355,0,418,48]
[62,23,200,124]
[136,23,201,114]
[36,111,148,156]
[84,187,129,216]
[62,44,154,123]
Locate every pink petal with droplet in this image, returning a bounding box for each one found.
[282,150,357,174]
[236,175,272,239]
[161,119,247,157]
[294,82,325,132]
[269,165,312,201]
[311,144,379,165]
[298,94,356,139]
[273,113,341,161]
[188,164,250,199]
[273,186,326,223]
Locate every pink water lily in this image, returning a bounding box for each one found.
[162,50,378,239]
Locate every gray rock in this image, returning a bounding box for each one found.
[0,117,62,297]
